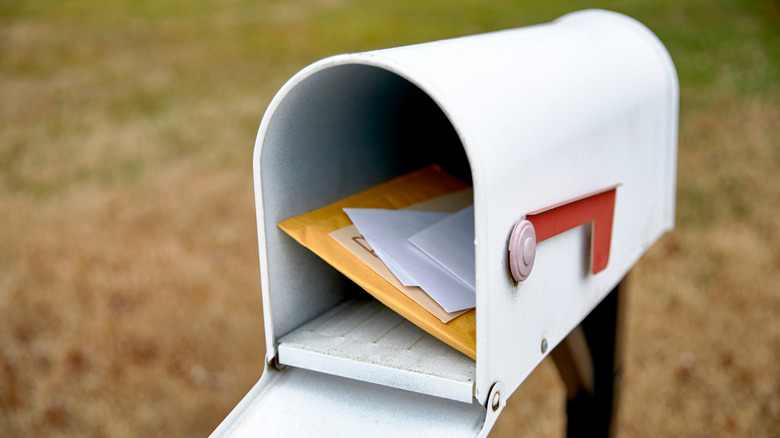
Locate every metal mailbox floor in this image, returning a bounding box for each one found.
[277,296,476,402]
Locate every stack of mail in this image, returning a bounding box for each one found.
[341,205,475,313]
[277,165,477,359]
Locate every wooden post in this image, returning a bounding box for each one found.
[551,276,627,438]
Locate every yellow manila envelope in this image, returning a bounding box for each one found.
[277,165,477,359]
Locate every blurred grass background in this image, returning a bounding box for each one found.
[0,0,778,436]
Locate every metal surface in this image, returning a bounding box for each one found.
[211,365,486,438]
[216,8,678,436]
[277,297,475,403]
[478,381,506,438]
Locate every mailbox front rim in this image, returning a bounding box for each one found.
[253,53,484,362]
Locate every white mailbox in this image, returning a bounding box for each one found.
[213,9,678,437]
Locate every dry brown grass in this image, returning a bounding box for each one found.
[1,0,778,436]
[0,168,265,437]
[613,92,780,437]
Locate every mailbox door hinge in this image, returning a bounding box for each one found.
[478,381,506,438]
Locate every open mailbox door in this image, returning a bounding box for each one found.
[212,365,489,437]
[212,9,678,437]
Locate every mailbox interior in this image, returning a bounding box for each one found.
[257,63,477,402]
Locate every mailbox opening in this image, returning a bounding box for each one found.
[258,63,478,402]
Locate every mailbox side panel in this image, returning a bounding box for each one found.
[361,10,678,402]
[469,11,679,402]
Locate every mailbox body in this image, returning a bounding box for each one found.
[213,9,678,437]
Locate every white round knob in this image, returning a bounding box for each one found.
[509,219,536,282]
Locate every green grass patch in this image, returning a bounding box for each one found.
[1,0,778,205]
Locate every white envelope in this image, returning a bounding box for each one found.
[409,205,476,289]
[344,208,476,313]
